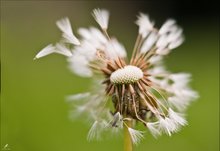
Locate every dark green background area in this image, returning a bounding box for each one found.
[1,1,219,151]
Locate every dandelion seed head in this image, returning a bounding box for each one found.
[35,8,199,143]
[110,65,143,84]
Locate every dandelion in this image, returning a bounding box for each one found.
[35,8,198,151]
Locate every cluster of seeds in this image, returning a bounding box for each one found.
[110,65,144,84]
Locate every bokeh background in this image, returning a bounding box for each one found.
[1,1,219,151]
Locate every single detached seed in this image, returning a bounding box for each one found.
[110,65,144,84]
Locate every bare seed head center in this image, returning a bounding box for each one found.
[110,65,143,84]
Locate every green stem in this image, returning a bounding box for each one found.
[124,120,133,151]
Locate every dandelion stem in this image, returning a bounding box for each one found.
[124,120,133,151]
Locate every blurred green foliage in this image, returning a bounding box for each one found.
[1,1,219,151]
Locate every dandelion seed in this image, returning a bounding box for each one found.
[158,116,177,136]
[136,13,154,38]
[34,43,72,59]
[35,8,198,147]
[55,43,73,57]
[128,127,144,145]
[168,108,187,126]
[34,44,55,59]
[66,92,90,102]
[92,8,109,30]
[140,32,158,53]
[87,120,107,141]
[147,122,161,138]
[159,19,176,35]
[56,17,80,45]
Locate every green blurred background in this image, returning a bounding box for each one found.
[1,1,219,151]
